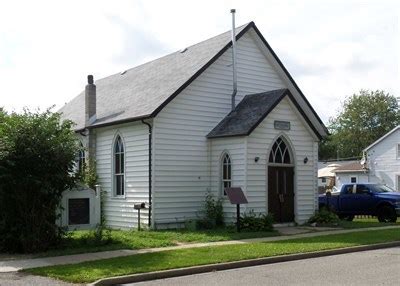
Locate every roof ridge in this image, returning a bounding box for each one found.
[363,125,400,152]
[95,22,252,84]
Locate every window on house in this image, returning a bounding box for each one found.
[221,153,232,196]
[396,175,400,191]
[321,177,327,183]
[114,135,125,196]
[350,176,357,183]
[397,144,400,159]
[77,142,86,174]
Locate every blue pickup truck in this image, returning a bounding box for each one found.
[319,183,400,222]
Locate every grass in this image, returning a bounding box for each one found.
[25,228,400,283]
[23,217,400,258]
[338,217,400,229]
[35,228,279,258]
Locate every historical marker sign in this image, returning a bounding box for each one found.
[224,187,248,232]
[225,187,248,204]
[68,198,90,225]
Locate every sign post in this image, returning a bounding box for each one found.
[225,187,248,232]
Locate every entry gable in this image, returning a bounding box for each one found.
[207,89,321,139]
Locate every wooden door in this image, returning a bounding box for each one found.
[268,166,294,223]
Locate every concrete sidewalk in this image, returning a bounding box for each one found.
[1,225,398,272]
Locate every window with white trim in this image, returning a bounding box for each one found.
[397,144,400,159]
[396,175,400,191]
[114,135,125,196]
[221,153,232,196]
[350,176,357,183]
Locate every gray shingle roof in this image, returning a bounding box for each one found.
[334,162,366,173]
[207,89,288,138]
[59,23,250,130]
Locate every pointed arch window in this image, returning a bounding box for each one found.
[114,135,125,196]
[221,152,232,196]
[269,137,291,164]
[77,142,86,174]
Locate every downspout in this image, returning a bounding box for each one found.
[141,119,152,227]
[230,9,237,110]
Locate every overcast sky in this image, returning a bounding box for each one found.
[1,0,399,123]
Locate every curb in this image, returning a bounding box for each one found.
[89,241,400,285]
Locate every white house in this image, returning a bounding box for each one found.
[333,162,368,189]
[364,126,400,190]
[60,21,328,229]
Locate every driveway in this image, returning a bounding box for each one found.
[128,247,400,286]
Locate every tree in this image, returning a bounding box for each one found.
[319,90,400,160]
[0,109,79,253]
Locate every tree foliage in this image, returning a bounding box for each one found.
[320,90,400,160]
[0,109,79,253]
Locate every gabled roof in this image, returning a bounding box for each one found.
[60,22,327,138]
[59,23,250,130]
[364,125,400,152]
[207,89,287,138]
[207,89,321,139]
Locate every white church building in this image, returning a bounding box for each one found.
[60,21,328,229]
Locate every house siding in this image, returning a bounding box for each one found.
[95,121,150,229]
[366,129,400,190]
[210,137,246,223]
[153,30,286,226]
[246,97,318,223]
[335,172,369,188]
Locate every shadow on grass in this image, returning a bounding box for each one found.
[338,217,400,229]
[33,228,279,258]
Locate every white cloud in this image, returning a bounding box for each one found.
[0,0,399,123]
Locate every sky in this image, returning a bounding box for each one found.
[1,0,399,124]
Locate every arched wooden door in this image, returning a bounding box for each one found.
[268,137,295,223]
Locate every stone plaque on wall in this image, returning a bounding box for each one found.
[68,198,90,225]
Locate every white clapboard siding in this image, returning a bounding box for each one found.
[246,97,318,223]
[210,137,246,223]
[96,121,150,229]
[153,30,286,225]
[366,129,400,190]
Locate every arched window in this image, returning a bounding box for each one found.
[114,135,125,196]
[269,137,291,164]
[77,142,86,174]
[221,152,232,196]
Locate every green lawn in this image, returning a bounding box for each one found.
[34,217,399,258]
[36,228,279,258]
[338,217,400,229]
[26,228,400,283]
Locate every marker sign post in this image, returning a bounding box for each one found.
[224,187,248,232]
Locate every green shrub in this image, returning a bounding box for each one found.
[80,158,98,190]
[196,193,224,229]
[239,210,274,231]
[0,109,79,253]
[308,208,340,225]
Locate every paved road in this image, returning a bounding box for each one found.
[127,247,400,286]
[0,272,76,286]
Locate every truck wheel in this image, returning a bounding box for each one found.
[339,214,354,221]
[377,206,397,223]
